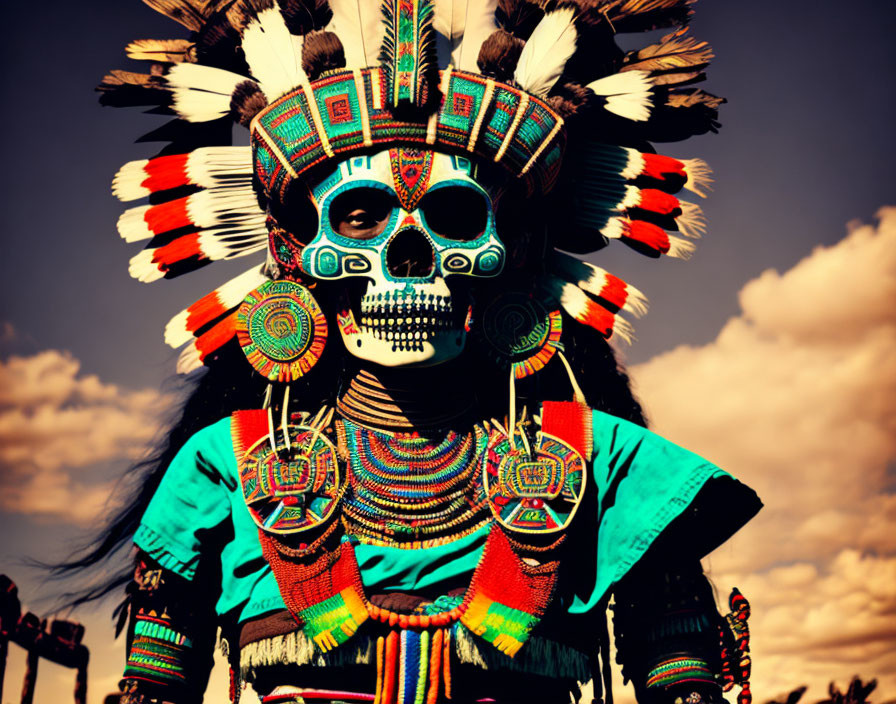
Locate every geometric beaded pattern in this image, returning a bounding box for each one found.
[240,425,341,534]
[341,419,490,547]
[236,280,328,383]
[483,428,586,534]
[123,614,193,687]
[251,68,565,199]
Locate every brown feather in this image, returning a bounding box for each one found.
[496,0,544,39]
[126,38,197,64]
[278,0,332,34]
[547,81,589,118]
[97,70,170,108]
[195,9,251,74]
[600,0,695,33]
[226,0,278,32]
[141,0,208,30]
[621,28,711,86]
[230,80,269,126]
[302,30,346,80]
[477,29,524,82]
[666,88,724,110]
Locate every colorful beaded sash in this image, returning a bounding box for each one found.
[250,68,565,199]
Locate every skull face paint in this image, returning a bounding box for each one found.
[301,148,505,367]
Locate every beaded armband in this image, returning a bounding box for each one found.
[646,656,716,689]
[613,559,725,702]
[119,556,199,703]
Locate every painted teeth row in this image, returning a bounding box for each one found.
[360,295,452,313]
[360,315,452,326]
[361,328,448,340]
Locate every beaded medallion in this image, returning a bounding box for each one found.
[478,292,563,379]
[484,428,586,533]
[240,425,341,533]
[236,280,327,382]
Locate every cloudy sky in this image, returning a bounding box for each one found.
[0,1,894,702]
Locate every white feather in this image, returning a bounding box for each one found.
[434,0,498,72]
[166,63,251,122]
[681,158,713,198]
[675,201,706,239]
[186,147,254,186]
[185,187,265,228]
[117,206,153,242]
[129,249,165,283]
[620,148,646,180]
[666,235,696,260]
[241,6,308,100]
[327,0,386,69]
[165,267,268,348]
[112,160,151,201]
[513,7,577,99]
[599,217,626,240]
[586,70,654,122]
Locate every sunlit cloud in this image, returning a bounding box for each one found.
[630,207,896,697]
[0,348,174,524]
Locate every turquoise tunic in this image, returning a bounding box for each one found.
[134,411,760,623]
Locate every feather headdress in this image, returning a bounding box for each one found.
[102,0,723,368]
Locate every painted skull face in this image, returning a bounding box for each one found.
[301,148,505,366]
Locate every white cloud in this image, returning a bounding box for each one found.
[0,349,174,524]
[630,208,896,697]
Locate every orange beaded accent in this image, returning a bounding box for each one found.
[365,601,462,631]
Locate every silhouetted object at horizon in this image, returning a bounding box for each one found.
[764,678,893,704]
[0,575,89,704]
[766,685,809,704]
[819,677,879,704]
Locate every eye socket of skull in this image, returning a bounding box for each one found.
[327,187,397,240]
[419,185,489,242]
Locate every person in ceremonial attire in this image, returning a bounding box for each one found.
[65,1,760,702]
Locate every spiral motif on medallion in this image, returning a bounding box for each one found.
[236,279,328,382]
[479,291,562,379]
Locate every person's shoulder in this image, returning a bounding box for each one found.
[177,415,233,452]
[591,407,647,436]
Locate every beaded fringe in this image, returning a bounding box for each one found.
[454,625,591,682]
[240,630,374,681]
[240,626,590,684]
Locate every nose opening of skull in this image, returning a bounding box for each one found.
[386,228,435,279]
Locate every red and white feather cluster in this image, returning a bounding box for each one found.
[112,143,267,367]
[541,251,648,344]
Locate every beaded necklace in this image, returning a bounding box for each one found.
[340,419,490,547]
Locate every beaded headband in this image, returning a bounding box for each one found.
[251,67,564,198]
